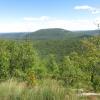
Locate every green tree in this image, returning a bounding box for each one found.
[60,56,82,87]
[46,54,59,79]
[0,47,10,79]
[80,36,100,91]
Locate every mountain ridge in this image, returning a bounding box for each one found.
[0,28,99,40]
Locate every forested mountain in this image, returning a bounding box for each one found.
[0,28,99,40]
[24,28,83,40]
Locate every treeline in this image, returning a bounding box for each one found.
[0,36,100,91]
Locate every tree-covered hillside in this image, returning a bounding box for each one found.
[0,30,100,100]
[24,28,83,40]
[0,35,100,92]
[0,28,97,40]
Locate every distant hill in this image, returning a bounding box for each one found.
[75,30,100,36]
[0,28,99,40]
[24,28,75,40]
[0,32,27,39]
[24,28,87,40]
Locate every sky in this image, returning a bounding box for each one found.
[0,0,100,32]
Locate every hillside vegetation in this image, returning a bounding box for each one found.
[0,29,100,99]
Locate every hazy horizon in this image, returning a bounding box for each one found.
[0,28,99,34]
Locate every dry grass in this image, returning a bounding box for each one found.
[0,79,99,100]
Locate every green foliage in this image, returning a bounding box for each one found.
[79,36,100,91]
[33,39,81,60]
[0,43,10,79]
[60,56,83,87]
[0,40,40,80]
[0,34,100,93]
[45,54,59,79]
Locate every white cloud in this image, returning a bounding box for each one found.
[0,16,98,32]
[47,19,95,30]
[22,17,98,31]
[75,5,93,10]
[23,16,50,21]
[74,5,100,14]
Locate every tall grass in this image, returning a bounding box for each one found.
[0,79,99,100]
